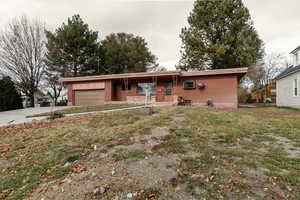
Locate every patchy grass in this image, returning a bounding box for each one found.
[1,106,300,199]
[0,107,176,200]
[27,104,142,117]
[165,107,300,199]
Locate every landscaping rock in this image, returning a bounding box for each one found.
[135,107,153,116]
[93,186,106,195]
[63,162,71,167]
[126,193,133,198]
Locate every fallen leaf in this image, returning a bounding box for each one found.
[128,178,135,183]
[0,147,10,153]
[72,162,87,173]
[0,193,7,199]
[287,186,293,192]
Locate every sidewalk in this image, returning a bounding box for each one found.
[0,105,149,127]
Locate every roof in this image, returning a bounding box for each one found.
[59,67,248,83]
[276,65,300,80]
[180,67,247,77]
[59,71,180,83]
[291,45,300,54]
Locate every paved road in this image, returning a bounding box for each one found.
[0,106,69,126]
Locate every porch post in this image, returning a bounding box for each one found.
[172,75,179,104]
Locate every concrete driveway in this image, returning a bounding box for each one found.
[0,106,69,126]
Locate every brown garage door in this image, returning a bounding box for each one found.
[74,90,105,106]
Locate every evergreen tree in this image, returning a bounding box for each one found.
[100,33,158,74]
[178,0,264,71]
[46,14,100,77]
[0,76,23,111]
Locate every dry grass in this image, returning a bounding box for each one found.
[165,107,300,199]
[1,106,300,200]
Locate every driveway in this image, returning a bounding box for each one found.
[0,106,69,126]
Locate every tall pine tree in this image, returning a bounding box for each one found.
[177,0,264,71]
[46,14,100,77]
[100,33,158,74]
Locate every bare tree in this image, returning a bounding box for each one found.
[0,16,46,107]
[44,71,63,106]
[248,53,286,89]
[245,53,287,102]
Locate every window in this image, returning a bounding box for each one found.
[121,83,131,91]
[183,80,195,89]
[137,83,156,94]
[294,79,298,96]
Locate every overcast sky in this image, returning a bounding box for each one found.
[0,0,299,69]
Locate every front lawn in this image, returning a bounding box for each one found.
[27,104,142,117]
[1,106,300,200]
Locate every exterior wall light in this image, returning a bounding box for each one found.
[198,83,206,89]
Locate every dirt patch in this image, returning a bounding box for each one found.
[29,118,191,200]
[263,134,300,158]
[273,135,300,158]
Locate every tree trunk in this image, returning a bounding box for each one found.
[29,90,35,107]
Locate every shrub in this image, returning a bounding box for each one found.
[48,112,64,120]
[66,155,79,163]
[0,76,23,111]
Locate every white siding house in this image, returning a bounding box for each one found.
[276,70,300,108]
[276,46,300,108]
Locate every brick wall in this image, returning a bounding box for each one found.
[66,75,239,108]
[175,75,238,108]
[113,75,238,108]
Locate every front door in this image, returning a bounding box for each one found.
[164,82,173,101]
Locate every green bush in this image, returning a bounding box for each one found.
[66,155,79,163]
[48,112,64,120]
[0,76,23,111]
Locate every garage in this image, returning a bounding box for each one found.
[74,90,105,106]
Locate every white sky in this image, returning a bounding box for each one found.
[0,0,299,69]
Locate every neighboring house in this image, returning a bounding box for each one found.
[276,46,300,108]
[59,68,247,108]
[22,90,50,107]
[251,81,276,103]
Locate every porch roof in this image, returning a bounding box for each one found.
[59,68,248,83]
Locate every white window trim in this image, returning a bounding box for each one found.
[293,78,299,97]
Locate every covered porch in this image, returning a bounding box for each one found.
[108,74,180,104]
